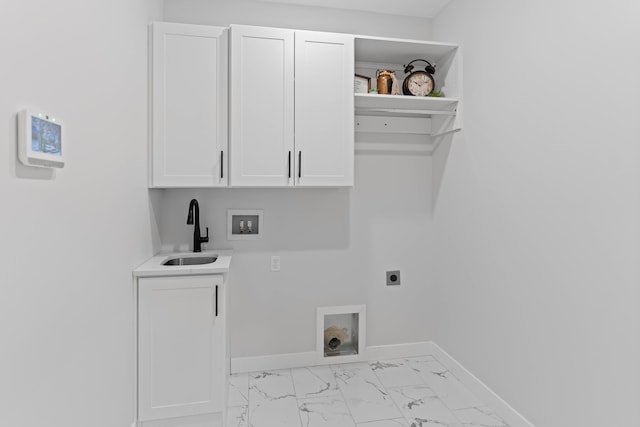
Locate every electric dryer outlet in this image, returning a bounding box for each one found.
[386,270,401,286]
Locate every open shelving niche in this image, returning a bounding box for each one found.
[354,35,461,154]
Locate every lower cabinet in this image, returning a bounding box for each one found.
[137,274,227,426]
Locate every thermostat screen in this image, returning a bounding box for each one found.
[31,116,61,156]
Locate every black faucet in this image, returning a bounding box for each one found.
[186,199,209,252]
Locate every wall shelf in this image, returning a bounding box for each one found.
[355,93,458,116]
[353,35,462,154]
[355,36,458,66]
[355,94,461,154]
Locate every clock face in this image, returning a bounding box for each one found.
[407,72,434,96]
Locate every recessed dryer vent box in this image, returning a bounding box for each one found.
[317,305,366,364]
[227,209,263,240]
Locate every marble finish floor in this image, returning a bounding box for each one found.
[226,355,509,427]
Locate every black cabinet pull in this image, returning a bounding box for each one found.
[220,151,224,179]
[215,285,219,317]
[288,151,291,178]
[298,151,302,179]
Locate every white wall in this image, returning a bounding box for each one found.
[158,154,435,357]
[432,1,640,426]
[0,1,162,426]
[159,1,436,359]
[164,0,432,40]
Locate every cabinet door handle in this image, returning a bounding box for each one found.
[298,151,302,179]
[288,151,291,179]
[220,151,224,179]
[215,285,219,317]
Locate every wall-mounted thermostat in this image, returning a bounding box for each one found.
[18,109,65,168]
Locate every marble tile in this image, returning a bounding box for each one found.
[356,419,411,427]
[453,406,509,427]
[228,373,249,407]
[249,395,301,427]
[247,369,300,426]
[388,385,462,427]
[226,405,249,427]
[298,395,356,427]
[249,369,295,403]
[332,363,403,423]
[407,358,483,410]
[370,359,423,389]
[291,365,340,399]
[231,357,508,427]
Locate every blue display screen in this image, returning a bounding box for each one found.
[31,116,61,156]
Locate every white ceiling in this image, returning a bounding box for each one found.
[252,0,451,19]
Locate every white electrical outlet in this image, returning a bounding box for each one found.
[271,255,281,272]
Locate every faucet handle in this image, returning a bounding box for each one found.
[201,227,210,243]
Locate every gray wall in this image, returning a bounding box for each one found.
[0,1,162,426]
[432,1,640,426]
[164,0,433,39]
[159,1,437,359]
[157,157,435,357]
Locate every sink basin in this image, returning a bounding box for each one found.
[162,255,218,266]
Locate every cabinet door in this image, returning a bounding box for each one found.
[230,25,294,187]
[151,23,228,188]
[138,275,225,421]
[295,31,354,187]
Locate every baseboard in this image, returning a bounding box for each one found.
[231,351,319,373]
[430,342,535,427]
[231,341,534,427]
[365,341,435,360]
[230,342,435,374]
[137,413,222,427]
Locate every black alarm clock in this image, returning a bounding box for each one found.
[402,59,436,96]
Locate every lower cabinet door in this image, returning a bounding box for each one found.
[138,275,225,421]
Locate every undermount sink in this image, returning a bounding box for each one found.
[162,255,218,266]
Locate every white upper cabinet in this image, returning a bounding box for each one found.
[148,22,459,186]
[230,25,354,187]
[150,22,228,188]
[295,31,354,187]
[229,26,294,187]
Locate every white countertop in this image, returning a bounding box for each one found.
[133,250,233,277]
